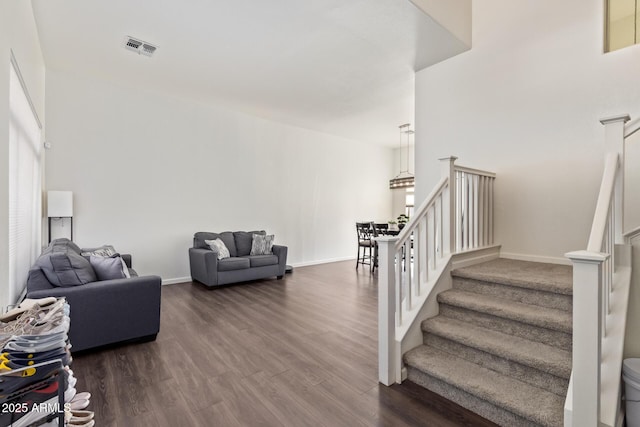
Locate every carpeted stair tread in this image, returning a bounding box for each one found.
[438,289,572,334]
[452,258,572,296]
[422,316,571,379]
[452,276,572,312]
[404,345,564,427]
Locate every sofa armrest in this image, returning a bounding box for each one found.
[26,275,162,352]
[189,248,218,286]
[272,245,288,277]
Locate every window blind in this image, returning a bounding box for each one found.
[8,60,42,305]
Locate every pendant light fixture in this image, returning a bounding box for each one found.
[389,123,415,189]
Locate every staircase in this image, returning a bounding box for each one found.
[378,128,635,426]
[403,258,572,427]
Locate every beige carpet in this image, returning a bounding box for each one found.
[404,258,572,427]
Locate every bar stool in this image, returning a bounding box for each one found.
[355,222,375,271]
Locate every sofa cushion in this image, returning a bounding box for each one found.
[34,250,97,287]
[244,255,279,268]
[194,232,237,257]
[205,238,230,260]
[250,234,275,255]
[89,255,127,280]
[234,230,265,256]
[217,257,250,271]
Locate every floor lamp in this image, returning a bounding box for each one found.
[47,191,73,243]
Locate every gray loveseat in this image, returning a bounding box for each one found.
[189,231,287,287]
[26,238,162,352]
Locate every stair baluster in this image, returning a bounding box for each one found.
[377,156,496,385]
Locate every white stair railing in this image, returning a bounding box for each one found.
[454,165,496,251]
[565,114,634,427]
[378,156,496,385]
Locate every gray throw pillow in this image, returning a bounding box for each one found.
[235,230,265,256]
[250,234,275,255]
[89,255,127,281]
[35,251,97,287]
[205,238,231,260]
[81,245,117,257]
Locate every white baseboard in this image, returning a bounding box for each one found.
[160,258,356,284]
[290,256,356,268]
[451,245,501,269]
[500,252,572,266]
[161,252,569,283]
[162,276,192,285]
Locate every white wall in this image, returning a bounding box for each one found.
[415,0,640,263]
[0,1,46,308]
[45,69,393,282]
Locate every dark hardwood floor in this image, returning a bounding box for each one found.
[71,260,497,426]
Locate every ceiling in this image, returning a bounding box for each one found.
[32,0,468,146]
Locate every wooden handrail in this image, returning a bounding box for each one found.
[454,164,496,178]
[586,153,618,252]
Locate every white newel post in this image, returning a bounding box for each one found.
[439,156,457,255]
[600,115,629,244]
[565,250,608,427]
[377,236,399,386]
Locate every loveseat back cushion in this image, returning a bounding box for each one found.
[34,250,97,287]
[194,232,237,257]
[234,230,265,256]
[217,257,251,271]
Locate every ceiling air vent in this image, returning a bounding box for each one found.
[141,43,156,56]
[123,36,157,57]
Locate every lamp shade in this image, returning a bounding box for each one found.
[47,191,73,217]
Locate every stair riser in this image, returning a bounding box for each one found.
[406,368,546,427]
[439,304,572,350]
[452,277,572,312]
[424,334,569,396]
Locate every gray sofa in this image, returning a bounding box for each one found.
[26,238,162,352]
[189,231,287,287]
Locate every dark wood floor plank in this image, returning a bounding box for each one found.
[70,260,497,427]
[155,337,227,412]
[110,347,151,418]
[213,371,286,427]
[239,370,325,427]
[317,375,380,424]
[193,400,244,427]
